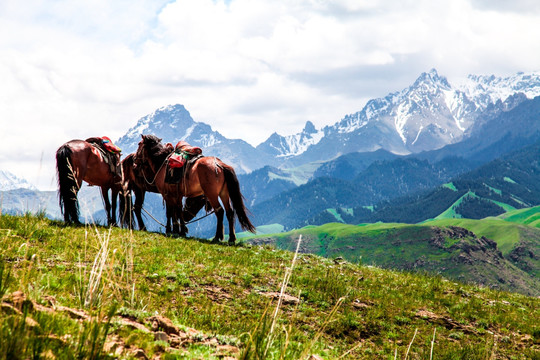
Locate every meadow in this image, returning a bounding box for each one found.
[0,213,539,359]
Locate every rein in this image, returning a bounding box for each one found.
[141,206,166,228]
[185,209,216,225]
[141,205,215,228]
[140,153,169,186]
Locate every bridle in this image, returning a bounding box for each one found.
[135,141,166,186]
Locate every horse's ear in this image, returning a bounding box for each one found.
[141,134,146,140]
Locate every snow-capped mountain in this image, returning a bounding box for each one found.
[116,104,274,174]
[461,71,540,111]
[256,121,324,157]
[266,69,540,166]
[116,104,223,155]
[326,69,479,153]
[0,170,36,191]
[332,69,540,151]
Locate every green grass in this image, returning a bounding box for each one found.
[500,205,540,228]
[1,214,539,359]
[483,183,502,196]
[442,182,458,192]
[326,208,344,223]
[433,191,518,220]
[239,223,285,237]
[434,191,476,219]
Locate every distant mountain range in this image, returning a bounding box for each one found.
[2,69,540,235]
[114,69,540,174]
[0,170,36,191]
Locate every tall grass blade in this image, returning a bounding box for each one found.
[85,228,111,307]
[404,328,418,360]
[430,328,436,360]
[0,260,12,299]
[300,296,345,360]
[262,235,303,358]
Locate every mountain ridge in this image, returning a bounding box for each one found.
[113,69,540,174]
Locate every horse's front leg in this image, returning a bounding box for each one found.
[165,202,174,235]
[179,203,188,237]
[171,204,186,236]
[134,188,146,231]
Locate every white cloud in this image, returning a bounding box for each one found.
[1,0,540,190]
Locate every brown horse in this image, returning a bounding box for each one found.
[56,138,123,226]
[135,134,256,243]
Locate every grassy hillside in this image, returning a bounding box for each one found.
[249,221,540,297]
[1,214,539,359]
[499,205,540,228]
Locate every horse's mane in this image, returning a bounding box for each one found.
[142,134,173,165]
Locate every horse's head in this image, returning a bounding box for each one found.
[136,135,158,163]
[135,134,172,176]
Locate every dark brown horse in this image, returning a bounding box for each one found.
[56,138,123,226]
[120,153,157,231]
[120,153,205,233]
[135,134,256,243]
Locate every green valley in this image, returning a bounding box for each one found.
[248,210,540,297]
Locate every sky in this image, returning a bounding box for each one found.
[1,0,540,190]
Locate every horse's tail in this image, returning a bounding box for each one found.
[55,145,80,223]
[222,164,256,233]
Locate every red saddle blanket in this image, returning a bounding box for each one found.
[100,136,121,153]
[168,141,202,169]
[175,141,202,155]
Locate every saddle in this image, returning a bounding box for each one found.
[86,136,122,177]
[165,141,203,184]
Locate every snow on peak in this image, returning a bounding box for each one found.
[0,171,36,191]
[277,128,324,157]
[263,121,325,157]
[414,68,451,89]
[460,71,540,110]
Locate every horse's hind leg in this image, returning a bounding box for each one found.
[101,187,113,226]
[68,189,81,225]
[111,188,118,226]
[213,207,225,243]
[207,195,224,243]
[220,191,236,244]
